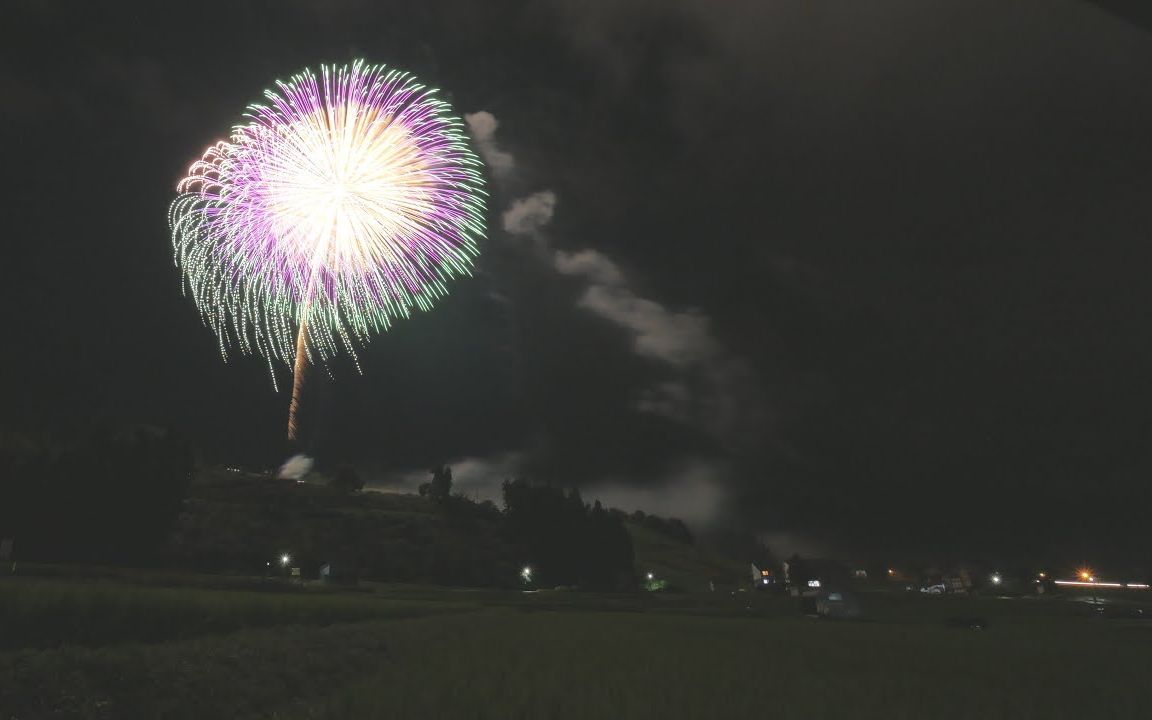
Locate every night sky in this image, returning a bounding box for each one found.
[4,0,1152,567]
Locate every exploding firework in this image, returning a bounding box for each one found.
[170,61,486,439]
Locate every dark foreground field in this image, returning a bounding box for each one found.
[2,573,1151,719]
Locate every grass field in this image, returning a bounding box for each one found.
[2,572,1151,719]
[0,576,473,650]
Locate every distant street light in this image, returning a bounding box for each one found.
[646,572,654,581]
[1078,568,1099,606]
[991,573,1002,586]
[280,554,291,567]
[521,566,532,582]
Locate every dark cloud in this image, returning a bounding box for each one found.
[583,458,730,527]
[1086,1,1152,31]
[465,107,756,516]
[555,250,767,451]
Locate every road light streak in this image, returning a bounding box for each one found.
[1053,580,1127,588]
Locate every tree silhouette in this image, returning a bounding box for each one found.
[501,478,635,589]
[420,465,453,501]
[329,465,363,493]
[0,425,192,563]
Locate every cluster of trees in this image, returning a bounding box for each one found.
[0,432,691,592]
[171,473,517,587]
[329,465,364,493]
[502,478,635,590]
[626,509,693,544]
[0,426,192,563]
[418,465,453,501]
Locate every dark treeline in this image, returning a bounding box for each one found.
[502,478,635,590]
[625,509,693,545]
[171,472,517,587]
[0,426,192,563]
[0,431,699,590]
[176,471,640,589]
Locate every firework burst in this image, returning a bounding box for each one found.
[170,61,486,438]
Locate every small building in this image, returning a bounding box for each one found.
[750,562,778,589]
